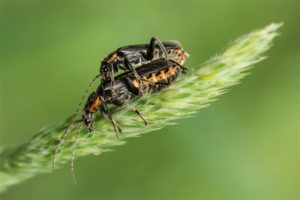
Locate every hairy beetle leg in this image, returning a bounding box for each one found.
[116,100,148,126]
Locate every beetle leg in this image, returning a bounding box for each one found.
[169,60,188,74]
[148,37,168,60]
[109,64,117,97]
[113,99,147,126]
[124,59,144,95]
[100,104,122,136]
[181,66,188,74]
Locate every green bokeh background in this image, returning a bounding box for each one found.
[1,0,299,199]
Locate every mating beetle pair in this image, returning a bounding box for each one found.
[53,38,189,175]
[100,37,189,93]
[82,59,188,134]
[84,37,189,132]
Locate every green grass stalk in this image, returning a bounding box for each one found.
[0,23,282,193]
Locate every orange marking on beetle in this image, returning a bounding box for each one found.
[173,49,189,65]
[132,79,139,88]
[107,53,117,64]
[150,73,158,82]
[142,80,148,86]
[89,97,101,112]
[141,76,149,86]
[166,67,176,76]
[182,50,190,58]
[158,71,167,80]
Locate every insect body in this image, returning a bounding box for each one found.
[53,59,187,182]
[100,37,189,89]
[72,38,189,127]
[84,59,187,133]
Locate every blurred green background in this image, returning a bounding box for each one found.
[1,0,299,199]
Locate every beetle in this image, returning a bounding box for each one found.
[71,38,189,126]
[85,58,187,133]
[53,59,187,182]
[100,37,189,93]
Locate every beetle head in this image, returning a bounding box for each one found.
[82,92,103,131]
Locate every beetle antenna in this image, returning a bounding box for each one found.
[53,119,82,170]
[55,72,101,169]
[75,74,101,118]
[53,74,100,169]
[71,123,83,184]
